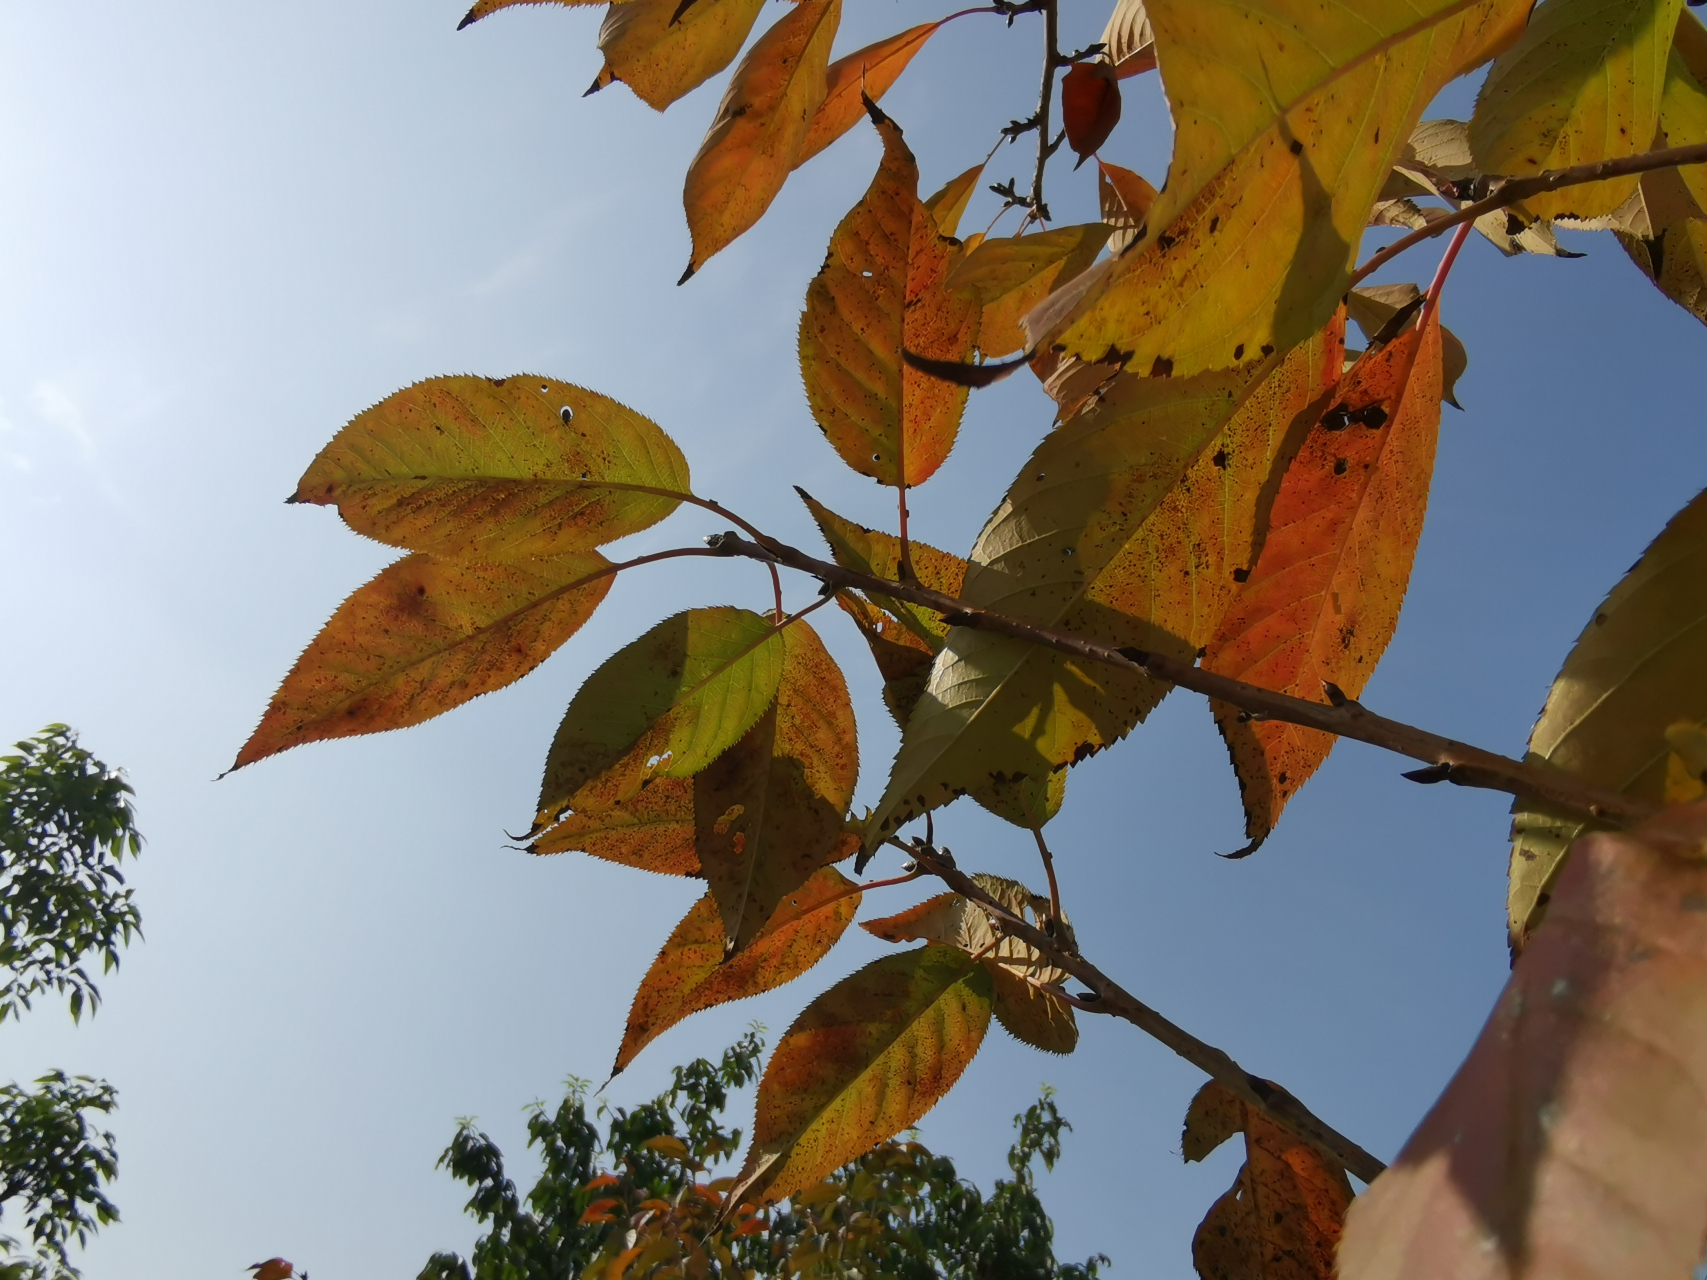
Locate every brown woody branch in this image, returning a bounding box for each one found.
[706,528,1657,830]
[1351,139,1707,286]
[900,838,1389,1185]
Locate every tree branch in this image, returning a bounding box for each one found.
[902,839,1389,1185]
[705,529,1657,829]
[1351,140,1707,286]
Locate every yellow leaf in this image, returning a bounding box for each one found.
[794,23,943,169]
[1034,0,1530,379]
[681,0,841,278]
[293,375,690,561]
[1665,721,1707,805]
[1509,487,1707,953]
[590,0,767,112]
[456,0,598,32]
[234,550,612,771]
[1662,10,1707,212]
[727,944,992,1207]
[799,105,979,487]
[1617,167,1707,325]
[1098,160,1157,254]
[643,1134,693,1161]
[922,163,986,238]
[1469,0,1684,220]
[947,224,1109,359]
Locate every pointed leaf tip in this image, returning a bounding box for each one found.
[678,263,695,285]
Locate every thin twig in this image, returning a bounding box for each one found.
[1032,826,1062,925]
[1031,0,1059,221]
[704,529,1657,830]
[903,839,1388,1185]
[1350,140,1707,287]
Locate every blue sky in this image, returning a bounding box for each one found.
[1,2,1704,1276]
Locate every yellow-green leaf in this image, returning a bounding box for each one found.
[1662,10,1707,212]
[923,163,986,238]
[294,375,690,561]
[681,0,841,278]
[799,489,966,648]
[615,865,860,1076]
[1509,486,1707,953]
[534,607,786,830]
[799,106,979,487]
[728,944,993,1206]
[529,775,700,874]
[795,23,943,168]
[234,550,613,771]
[947,224,1109,359]
[1469,0,1684,220]
[589,0,768,112]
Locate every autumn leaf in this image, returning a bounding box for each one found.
[1346,284,1468,407]
[1664,9,1707,211]
[1338,801,1707,1280]
[1508,485,1707,953]
[1182,1081,1352,1280]
[1032,0,1530,379]
[529,775,701,874]
[614,865,860,1076]
[946,223,1109,359]
[696,618,859,954]
[726,944,993,1207]
[834,591,938,728]
[794,23,943,168]
[233,550,613,771]
[799,104,979,487]
[923,163,986,238]
[1469,0,1684,220]
[1099,160,1157,255]
[533,607,786,832]
[1617,168,1707,324]
[1061,62,1121,166]
[800,489,966,646]
[457,0,593,31]
[1666,720,1707,804]
[292,375,691,561]
[1204,313,1443,854]
[587,0,768,112]
[1099,0,1156,79]
[680,0,841,279]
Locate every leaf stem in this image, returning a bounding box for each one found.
[896,486,916,583]
[705,529,1657,830]
[1422,220,1473,316]
[1350,140,1707,287]
[901,837,1388,1184]
[1032,826,1062,925]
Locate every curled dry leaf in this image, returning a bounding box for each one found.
[794,22,943,169]
[799,104,979,487]
[726,944,993,1208]
[292,375,691,561]
[680,0,841,278]
[233,550,613,771]
[1098,0,1156,79]
[589,0,768,111]
[1204,312,1443,855]
[1338,801,1707,1280]
[1469,0,1683,220]
[1060,62,1122,166]
[1509,485,1707,952]
[614,865,861,1076]
[1182,1080,1352,1280]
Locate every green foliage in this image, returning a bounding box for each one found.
[0,1075,120,1280]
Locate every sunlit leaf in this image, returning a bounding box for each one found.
[1469,0,1684,220]
[795,23,943,168]
[800,490,966,646]
[1099,160,1157,255]
[1508,486,1707,952]
[923,163,986,238]
[1183,1080,1352,1280]
[234,550,613,771]
[589,0,767,112]
[529,775,700,874]
[681,0,842,278]
[1664,10,1707,211]
[1033,0,1530,378]
[614,865,860,1076]
[1204,313,1444,854]
[1346,284,1468,407]
[1339,801,1707,1280]
[457,0,596,32]
[799,105,979,487]
[293,375,691,560]
[947,224,1109,359]
[1617,168,1707,325]
[533,607,786,831]
[1099,0,1156,78]
[728,944,993,1206]
[1061,62,1122,166]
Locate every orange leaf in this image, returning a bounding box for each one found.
[1183,1081,1352,1280]
[588,0,769,112]
[456,0,594,31]
[528,775,700,874]
[799,104,979,487]
[1202,311,1443,853]
[1060,63,1121,165]
[794,23,943,169]
[579,1197,623,1224]
[1098,160,1157,255]
[614,865,861,1075]
[1337,801,1707,1280]
[233,551,612,771]
[681,0,841,278]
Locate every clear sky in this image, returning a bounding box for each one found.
[1,2,1703,1277]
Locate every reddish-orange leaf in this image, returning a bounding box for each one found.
[233,550,613,771]
[1203,312,1444,853]
[1338,801,1707,1280]
[794,23,943,169]
[1183,1081,1352,1280]
[248,1262,297,1280]
[588,0,768,112]
[1060,63,1121,166]
[614,865,861,1076]
[681,0,841,279]
[799,104,980,488]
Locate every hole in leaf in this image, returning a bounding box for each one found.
[560,405,575,424]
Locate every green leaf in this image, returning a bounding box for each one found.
[1509,486,1707,953]
[728,944,993,1206]
[294,375,691,560]
[534,608,786,831]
